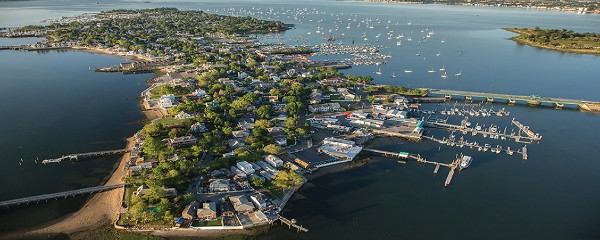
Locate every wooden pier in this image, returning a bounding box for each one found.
[424,119,542,144]
[273,215,308,232]
[0,183,128,208]
[363,148,459,187]
[428,88,600,112]
[41,149,129,164]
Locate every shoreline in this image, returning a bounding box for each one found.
[2,137,135,240]
[503,28,600,56]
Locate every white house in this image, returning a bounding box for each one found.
[265,155,283,168]
[158,94,178,109]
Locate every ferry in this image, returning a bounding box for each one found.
[459,155,473,170]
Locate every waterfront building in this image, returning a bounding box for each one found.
[250,194,267,209]
[196,202,217,220]
[318,137,363,161]
[182,201,200,220]
[230,195,255,214]
[158,94,178,109]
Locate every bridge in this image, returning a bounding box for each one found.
[427,88,600,112]
[0,183,128,208]
[42,149,129,164]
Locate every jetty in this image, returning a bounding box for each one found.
[41,149,129,164]
[0,183,128,208]
[428,88,600,112]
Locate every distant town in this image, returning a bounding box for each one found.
[367,0,600,14]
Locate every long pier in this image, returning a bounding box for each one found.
[428,88,600,112]
[363,148,460,187]
[41,149,129,164]
[0,184,128,208]
[424,119,542,144]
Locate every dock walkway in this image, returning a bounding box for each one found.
[0,183,128,208]
[41,149,129,164]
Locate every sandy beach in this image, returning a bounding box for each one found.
[2,137,135,240]
[71,46,153,61]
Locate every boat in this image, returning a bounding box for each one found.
[375,69,382,75]
[436,52,441,57]
[390,72,396,78]
[441,38,445,43]
[396,41,402,46]
[441,72,448,78]
[439,65,446,71]
[428,68,436,73]
[455,70,462,76]
[404,69,413,73]
[459,155,473,170]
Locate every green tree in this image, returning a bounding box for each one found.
[263,144,283,155]
[254,105,272,119]
[272,170,304,189]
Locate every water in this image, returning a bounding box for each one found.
[1,0,600,238]
[0,47,152,231]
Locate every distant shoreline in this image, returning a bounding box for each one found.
[503,28,600,56]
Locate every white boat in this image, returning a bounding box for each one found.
[441,38,445,43]
[427,68,436,73]
[375,68,382,75]
[436,52,441,56]
[441,72,448,78]
[455,70,462,76]
[390,72,396,78]
[459,155,472,170]
[404,69,413,73]
[439,65,446,71]
[396,41,402,46]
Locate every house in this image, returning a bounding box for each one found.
[209,179,230,192]
[237,118,255,130]
[249,194,267,209]
[193,89,207,98]
[182,201,200,220]
[158,94,178,109]
[229,195,255,214]
[265,155,283,168]
[190,122,207,133]
[386,109,408,119]
[318,77,346,86]
[167,136,198,147]
[352,111,370,119]
[254,211,269,222]
[230,166,247,178]
[257,160,277,174]
[228,139,247,148]
[174,111,195,119]
[308,102,341,113]
[236,161,255,175]
[220,201,235,217]
[310,89,323,104]
[196,202,217,220]
[232,130,251,138]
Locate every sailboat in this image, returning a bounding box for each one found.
[375,68,382,75]
[428,68,436,73]
[439,65,446,71]
[390,72,396,78]
[441,38,445,43]
[441,72,448,78]
[404,69,413,73]
[455,70,462,77]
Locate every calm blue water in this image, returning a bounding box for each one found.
[1,0,600,238]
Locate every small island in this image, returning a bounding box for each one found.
[505,27,600,55]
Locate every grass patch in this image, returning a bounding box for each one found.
[153,117,184,126]
[191,218,222,227]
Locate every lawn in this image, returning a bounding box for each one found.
[191,218,222,227]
